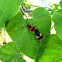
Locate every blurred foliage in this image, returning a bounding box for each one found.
[50,4,61,15]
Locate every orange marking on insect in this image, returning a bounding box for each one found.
[27,25,43,42]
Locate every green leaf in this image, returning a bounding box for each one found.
[52,12,62,40]
[6,19,40,59]
[36,34,62,62]
[6,12,40,59]
[9,12,24,21]
[0,0,23,29]
[6,7,51,59]
[5,12,24,27]
[60,0,62,8]
[32,7,51,36]
[0,42,26,62]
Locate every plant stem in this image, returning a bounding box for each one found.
[51,25,54,30]
[20,7,28,19]
[21,3,52,11]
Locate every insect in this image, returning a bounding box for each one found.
[27,25,43,42]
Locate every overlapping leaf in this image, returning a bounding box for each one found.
[36,35,62,62]
[0,0,23,29]
[52,12,62,40]
[6,12,40,59]
[0,42,26,62]
[6,7,51,59]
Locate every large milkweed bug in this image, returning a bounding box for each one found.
[27,25,43,42]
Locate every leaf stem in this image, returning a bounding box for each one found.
[51,25,54,30]
[20,7,28,19]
